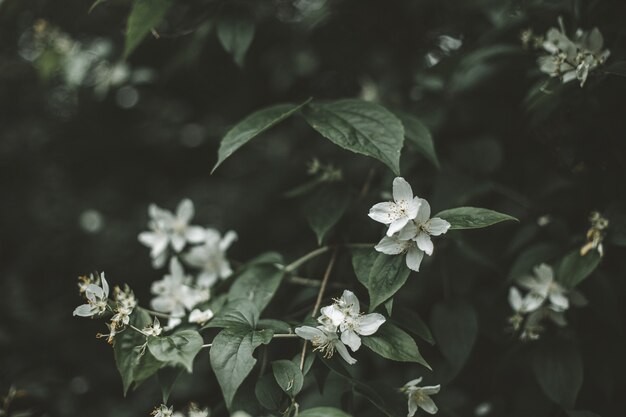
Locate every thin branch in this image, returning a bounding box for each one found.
[285,246,330,272]
[311,249,338,318]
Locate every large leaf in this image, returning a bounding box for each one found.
[216,13,255,67]
[394,111,440,169]
[202,299,259,329]
[157,366,183,404]
[364,253,411,311]
[255,373,286,412]
[391,305,434,344]
[557,249,601,289]
[302,99,405,175]
[113,309,164,394]
[532,340,583,408]
[212,101,310,173]
[272,359,304,397]
[303,182,352,244]
[507,243,560,282]
[362,322,430,368]
[210,327,273,410]
[351,247,378,288]
[228,264,285,313]
[430,301,477,372]
[124,0,173,57]
[147,329,203,373]
[435,207,517,230]
[299,408,353,417]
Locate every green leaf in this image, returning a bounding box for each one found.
[255,373,286,412]
[362,322,430,368]
[228,264,285,313]
[124,0,173,58]
[532,340,583,408]
[394,111,440,169]
[212,100,310,173]
[557,249,601,289]
[257,319,292,333]
[272,359,304,397]
[430,301,477,372]
[157,366,183,404]
[351,247,377,288]
[147,329,203,373]
[302,99,405,175]
[384,298,393,316]
[216,13,255,67]
[507,243,560,282]
[210,327,273,410]
[566,411,601,417]
[303,182,352,244]
[435,206,518,230]
[390,305,434,345]
[113,309,164,394]
[366,253,411,311]
[299,407,353,417]
[202,299,259,329]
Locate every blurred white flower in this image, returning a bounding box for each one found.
[516,264,569,312]
[139,199,207,268]
[73,272,109,317]
[110,284,137,328]
[295,324,357,365]
[151,404,173,417]
[369,177,422,236]
[189,308,214,325]
[402,377,440,416]
[150,258,210,317]
[184,229,237,288]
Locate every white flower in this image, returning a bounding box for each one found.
[375,198,450,272]
[138,199,207,268]
[369,177,422,236]
[111,285,137,327]
[164,317,182,331]
[507,286,545,315]
[143,317,163,337]
[516,264,569,312]
[150,258,210,317]
[151,404,173,417]
[295,325,357,365]
[184,229,237,288]
[319,290,386,351]
[73,272,110,317]
[402,377,441,416]
[189,308,214,325]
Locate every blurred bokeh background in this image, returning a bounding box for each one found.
[1,0,626,416]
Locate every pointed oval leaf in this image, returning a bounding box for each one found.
[302,99,405,175]
[272,359,304,397]
[532,340,583,408]
[394,111,440,169]
[362,322,430,369]
[366,253,411,311]
[124,0,173,57]
[435,207,518,230]
[216,13,255,67]
[430,301,477,372]
[147,329,203,373]
[557,249,601,289]
[228,264,285,313]
[303,182,352,244]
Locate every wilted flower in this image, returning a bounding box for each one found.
[189,308,214,325]
[294,324,357,365]
[184,229,237,288]
[581,211,609,256]
[111,284,137,328]
[369,177,422,236]
[150,258,210,318]
[151,404,174,417]
[73,272,110,317]
[401,377,440,416]
[138,199,207,268]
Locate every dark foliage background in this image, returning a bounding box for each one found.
[1,0,625,416]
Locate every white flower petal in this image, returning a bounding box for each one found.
[341,329,362,351]
[375,236,407,255]
[295,326,325,341]
[387,216,410,236]
[397,221,419,240]
[405,246,424,272]
[177,199,194,223]
[73,304,96,317]
[220,230,238,251]
[417,394,438,414]
[357,313,386,336]
[197,271,218,288]
[421,385,441,395]
[415,198,431,224]
[369,202,399,224]
[392,177,414,203]
[415,232,434,256]
[405,377,423,387]
[185,226,206,243]
[171,234,186,252]
[320,305,345,327]
[406,197,421,220]
[508,287,523,312]
[549,291,569,312]
[407,397,418,417]
[424,218,450,236]
[341,290,360,314]
[333,340,357,365]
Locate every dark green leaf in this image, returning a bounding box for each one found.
[532,340,583,408]
[366,253,411,311]
[303,182,352,244]
[216,13,255,67]
[435,207,517,230]
[212,100,310,173]
[255,373,286,412]
[202,299,259,329]
[272,359,304,397]
[302,99,405,175]
[351,247,377,288]
[391,305,434,344]
[508,243,560,282]
[124,0,173,57]
[298,407,353,417]
[157,366,183,404]
[362,322,430,368]
[147,329,203,373]
[210,327,273,409]
[395,111,440,169]
[557,249,601,289]
[430,301,477,371]
[566,411,601,417]
[258,319,292,333]
[228,264,285,313]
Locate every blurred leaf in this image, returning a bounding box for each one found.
[303,182,352,244]
[566,411,600,417]
[395,111,440,169]
[430,301,477,372]
[362,322,430,368]
[605,204,626,246]
[391,305,434,344]
[157,366,183,403]
[435,207,517,230]
[210,327,273,410]
[603,60,626,78]
[362,253,411,311]
[557,249,601,289]
[508,243,560,282]
[450,138,503,174]
[216,13,256,67]
[228,263,285,313]
[272,359,304,397]
[147,330,203,373]
[255,373,285,412]
[299,407,353,417]
[124,0,173,57]
[303,99,405,175]
[212,100,311,173]
[532,340,583,408]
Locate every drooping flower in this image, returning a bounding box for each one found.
[189,308,214,325]
[150,258,210,318]
[294,324,357,365]
[73,272,110,317]
[183,229,237,288]
[401,377,441,416]
[138,199,207,268]
[369,177,422,236]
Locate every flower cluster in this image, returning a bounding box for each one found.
[507,264,586,340]
[524,19,610,87]
[581,211,609,256]
[295,290,386,364]
[151,403,210,417]
[401,377,441,416]
[369,177,450,271]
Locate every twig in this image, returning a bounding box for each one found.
[285,246,330,272]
